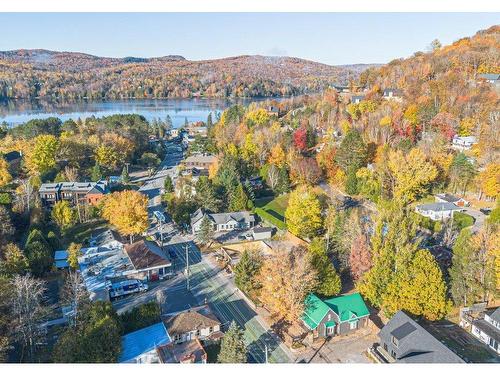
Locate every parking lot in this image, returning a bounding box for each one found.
[213,228,255,244]
[296,326,379,363]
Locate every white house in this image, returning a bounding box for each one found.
[471,308,500,355]
[415,202,462,221]
[383,88,403,102]
[190,208,255,234]
[163,305,223,344]
[452,135,477,151]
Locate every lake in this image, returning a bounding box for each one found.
[0,98,278,128]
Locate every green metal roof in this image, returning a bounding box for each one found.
[325,321,336,328]
[301,293,331,329]
[324,293,370,322]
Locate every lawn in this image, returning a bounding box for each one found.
[254,194,289,230]
[62,219,108,247]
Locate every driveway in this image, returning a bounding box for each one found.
[296,327,378,363]
[462,207,486,233]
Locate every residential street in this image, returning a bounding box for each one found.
[131,143,294,363]
[171,241,294,363]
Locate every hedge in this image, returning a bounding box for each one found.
[453,212,475,230]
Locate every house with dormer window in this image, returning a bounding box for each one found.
[301,292,370,339]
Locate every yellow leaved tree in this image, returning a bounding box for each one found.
[102,190,149,243]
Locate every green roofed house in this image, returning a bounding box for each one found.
[301,292,370,340]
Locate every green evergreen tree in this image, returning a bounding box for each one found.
[449,229,481,306]
[308,238,341,297]
[335,129,368,173]
[229,183,249,211]
[196,216,215,245]
[91,162,102,182]
[217,321,247,363]
[53,301,122,363]
[345,167,359,195]
[234,249,263,296]
[121,166,130,184]
[163,175,174,193]
[206,113,213,129]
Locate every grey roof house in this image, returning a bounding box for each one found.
[415,202,462,221]
[377,311,464,363]
[190,208,255,234]
[471,307,500,355]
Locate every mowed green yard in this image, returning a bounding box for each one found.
[254,194,289,229]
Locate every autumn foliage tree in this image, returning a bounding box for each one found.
[257,247,317,323]
[285,185,323,239]
[102,190,149,243]
[349,234,372,281]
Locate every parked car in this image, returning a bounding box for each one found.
[480,208,492,215]
[237,235,246,241]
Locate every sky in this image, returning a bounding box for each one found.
[0,13,498,65]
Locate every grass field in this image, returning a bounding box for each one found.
[254,194,289,229]
[62,219,108,247]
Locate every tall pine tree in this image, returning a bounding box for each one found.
[217,321,247,363]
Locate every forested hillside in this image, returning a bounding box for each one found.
[0,50,365,100]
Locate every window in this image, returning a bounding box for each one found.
[196,330,200,336]
[383,343,388,351]
[209,326,214,333]
[391,350,396,359]
[391,336,399,347]
[349,320,358,330]
[326,326,335,335]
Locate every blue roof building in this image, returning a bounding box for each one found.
[120,322,171,363]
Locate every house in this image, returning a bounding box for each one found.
[478,73,500,86]
[333,84,350,93]
[119,322,171,363]
[244,175,264,190]
[452,135,477,151]
[180,154,217,170]
[190,208,255,234]
[435,193,469,207]
[54,250,69,269]
[266,106,280,116]
[377,310,464,363]
[301,292,370,339]
[471,307,500,355]
[39,180,109,207]
[351,94,365,104]
[123,240,172,282]
[163,305,223,344]
[415,202,462,221]
[157,338,207,363]
[252,227,273,240]
[383,88,403,101]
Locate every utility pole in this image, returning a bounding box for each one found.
[265,344,269,363]
[185,243,190,291]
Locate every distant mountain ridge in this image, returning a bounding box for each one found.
[0,49,376,100]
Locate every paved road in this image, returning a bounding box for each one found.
[166,240,294,363]
[133,140,293,363]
